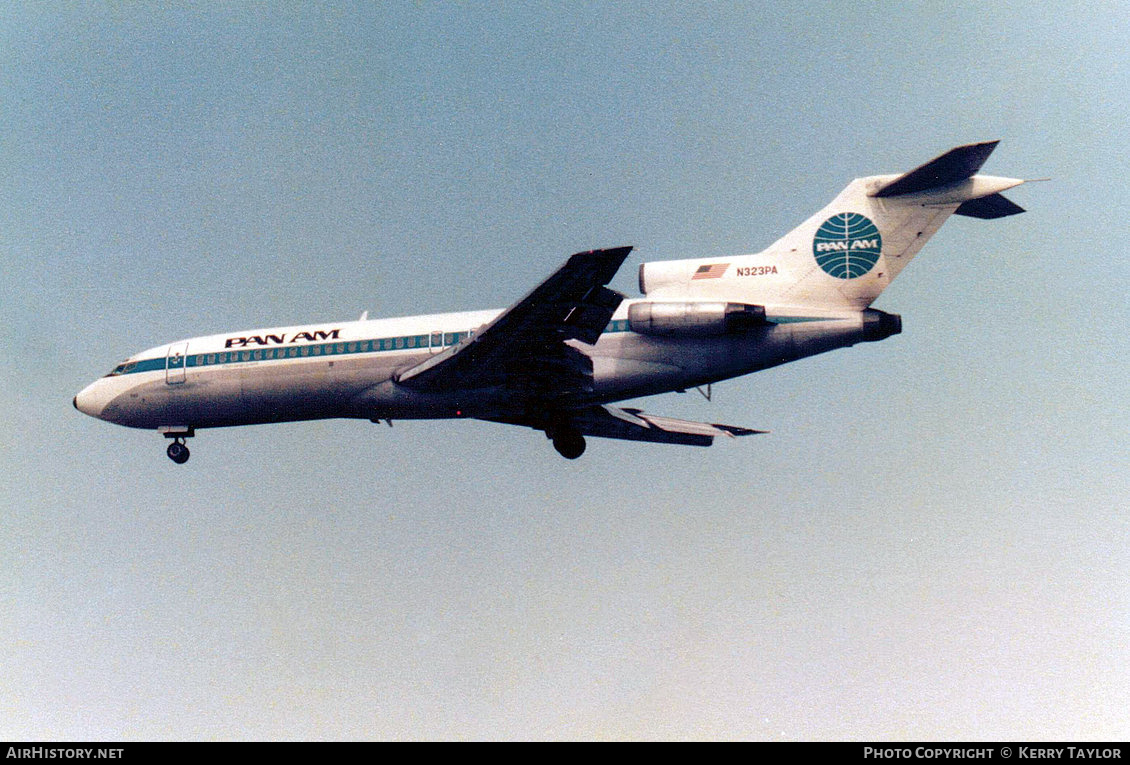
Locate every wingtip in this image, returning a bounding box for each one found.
[716,425,770,438]
[601,245,634,260]
[950,139,1000,153]
[568,246,633,270]
[573,245,633,257]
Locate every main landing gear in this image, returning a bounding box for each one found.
[160,426,195,465]
[549,425,586,460]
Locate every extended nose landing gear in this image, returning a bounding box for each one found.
[166,439,190,464]
[159,426,195,465]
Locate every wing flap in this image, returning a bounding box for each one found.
[570,405,766,447]
[563,285,623,344]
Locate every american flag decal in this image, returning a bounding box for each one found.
[691,263,729,280]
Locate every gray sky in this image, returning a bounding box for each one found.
[2,1,1127,740]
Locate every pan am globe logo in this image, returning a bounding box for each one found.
[813,212,882,279]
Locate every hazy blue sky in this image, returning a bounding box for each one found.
[2,2,1127,740]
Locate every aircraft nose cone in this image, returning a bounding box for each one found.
[74,381,109,419]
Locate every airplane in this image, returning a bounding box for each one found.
[74,141,1031,463]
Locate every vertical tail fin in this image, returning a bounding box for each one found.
[639,142,1027,310]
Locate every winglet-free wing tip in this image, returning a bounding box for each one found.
[567,246,634,285]
[717,425,769,438]
[570,245,633,261]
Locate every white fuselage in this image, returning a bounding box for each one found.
[73,300,888,431]
[71,142,1027,461]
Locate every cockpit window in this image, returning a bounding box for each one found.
[106,361,137,377]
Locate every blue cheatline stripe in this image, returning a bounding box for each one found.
[768,316,848,324]
[108,325,640,377]
[104,317,835,377]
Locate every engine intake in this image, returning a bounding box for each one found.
[628,301,767,337]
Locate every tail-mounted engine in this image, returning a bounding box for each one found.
[861,308,902,341]
[627,301,767,337]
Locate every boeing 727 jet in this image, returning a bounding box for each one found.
[74,141,1031,462]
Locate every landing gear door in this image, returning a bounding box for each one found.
[166,342,189,385]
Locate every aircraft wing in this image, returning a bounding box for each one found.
[494,404,765,446]
[394,247,631,396]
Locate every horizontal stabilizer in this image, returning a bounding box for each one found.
[954,193,1025,219]
[571,405,765,447]
[873,140,1000,197]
